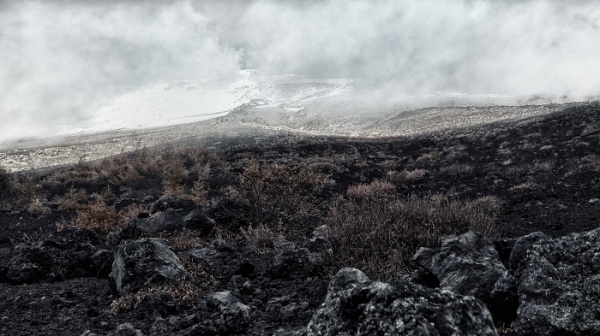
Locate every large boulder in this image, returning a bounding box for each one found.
[510,227,600,335]
[110,238,187,295]
[305,268,498,336]
[412,231,507,304]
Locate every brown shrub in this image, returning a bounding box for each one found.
[226,161,327,237]
[327,193,501,280]
[55,187,89,211]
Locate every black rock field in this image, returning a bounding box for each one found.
[1,101,600,335]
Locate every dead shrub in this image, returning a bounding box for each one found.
[55,188,89,211]
[71,198,123,234]
[225,161,327,237]
[327,193,501,280]
[26,198,51,216]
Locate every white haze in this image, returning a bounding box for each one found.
[1,0,600,143]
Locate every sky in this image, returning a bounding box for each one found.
[1,0,600,142]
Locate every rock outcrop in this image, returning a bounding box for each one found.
[412,230,515,323]
[509,228,600,335]
[304,268,498,336]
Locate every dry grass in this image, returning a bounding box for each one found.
[439,164,473,176]
[346,180,395,200]
[157,229,205,251]
[240,223,284,251]
[65,199,147,234]
[327,192,502,280]
[225,161,327,237]
[110,280,201,315]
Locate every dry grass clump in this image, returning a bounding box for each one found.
[225,161,327,237]
[391,168,428,181]
[327,192,502,280]
[110,280,201,315]
[26,198,51,216]
[64,198,146,234]
[158,229,205,251]
[439,164,473,176]
[346,180,395,200]
[55,188,89,211]
[240,223,284,251]
[179,255,216,284]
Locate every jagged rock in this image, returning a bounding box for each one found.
[510,227,600,335]
[151,196,195,213]
[305,268,498,336]
[149,319,170,336]
[123,209,215,235]
[270,243,320,278]
[228,274,254,295]
[186,248,220,274]
[110,238,187,295]
[135,212,181,233]
[266,296,310,322]
[6,227,101,284]
[182,208,215,235]
[508,231,549,272]
[197,290,251,334]
[110,323,144,336]
[106,221,143,247]
[412,230,508,304]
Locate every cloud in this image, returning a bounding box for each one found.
[1,0,600,142]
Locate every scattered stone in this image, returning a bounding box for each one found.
[110,238,187,295]
[110,323,144,336]
[270,243,320,279]
[182,208,215,235]
[305,268,498,336]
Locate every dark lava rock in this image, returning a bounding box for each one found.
[109,323,144,336]
[412,231,507,304]
[412,231,517,324]
[186,247,220,274]
[6,227,101,284]
[182,208,215,235]
[508,231,549,272]
[510,227,600,336]
[304,268,498,336]
[151,195,195,213]
[270,243,320,279]
[134,212,182,233]
[110,238,187,295]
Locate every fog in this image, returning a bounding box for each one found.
[1,0,600,143]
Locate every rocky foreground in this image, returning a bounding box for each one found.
[1,102,600,335]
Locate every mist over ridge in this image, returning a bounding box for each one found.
[1,0,600,143]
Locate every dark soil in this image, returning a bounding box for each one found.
[1,101,599,335]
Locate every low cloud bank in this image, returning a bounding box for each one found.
[1,0,599,142]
